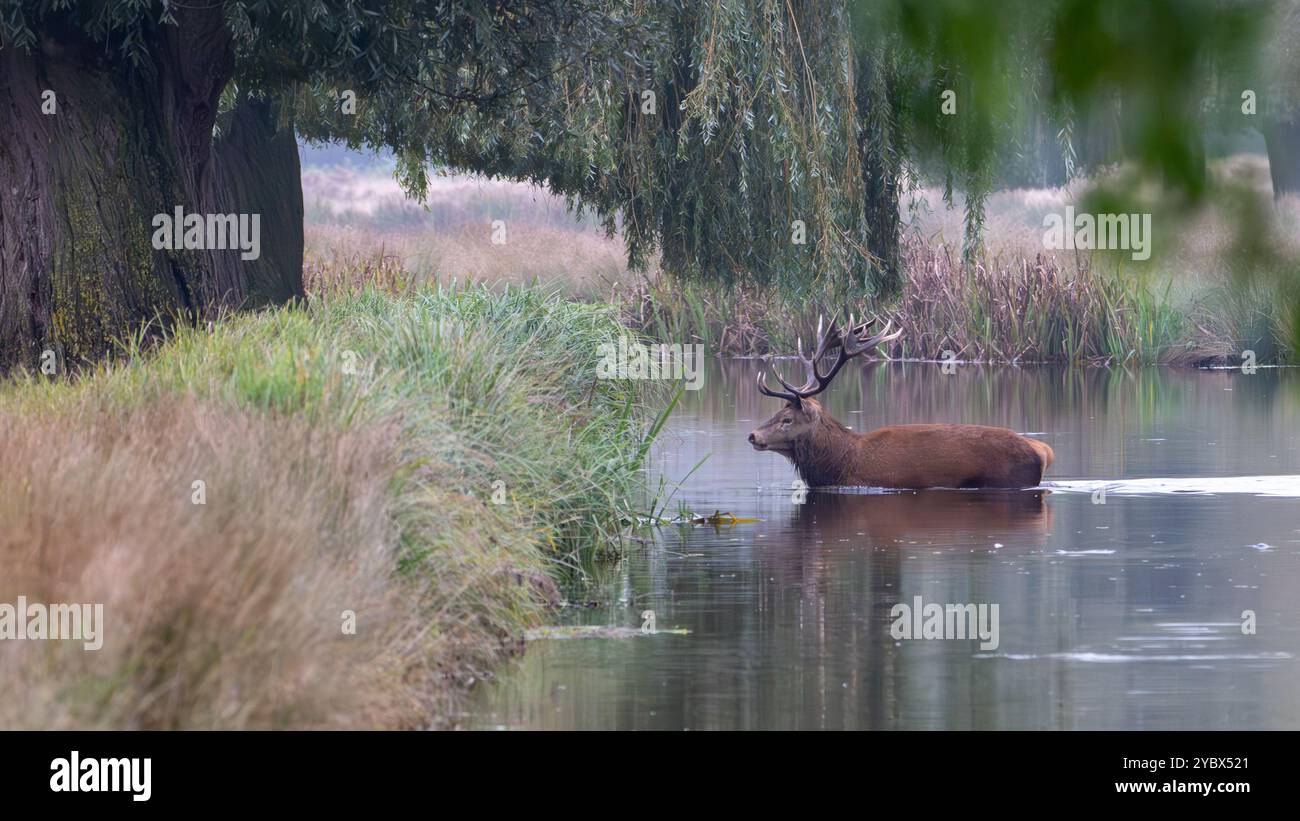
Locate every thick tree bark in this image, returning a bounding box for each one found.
[211,97,305,307]
[1264,118,1300,199]
[0,7,303,373]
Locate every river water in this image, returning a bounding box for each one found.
[468,360,1300,730]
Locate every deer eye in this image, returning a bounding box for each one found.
[781,417,792,427]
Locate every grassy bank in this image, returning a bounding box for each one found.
[0,285,656,729]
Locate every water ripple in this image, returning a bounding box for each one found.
[1045,476,1300,497]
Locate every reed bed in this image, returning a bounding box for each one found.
[616,238,1286,365]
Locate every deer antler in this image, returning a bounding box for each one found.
[756,311,901,404]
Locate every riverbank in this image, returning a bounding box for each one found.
[0,284,657,729]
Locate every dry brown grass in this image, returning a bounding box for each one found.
[304,223,632,298]
[903,154,1300,274]
[0,393,559,730]
[0,282,646,729]
[302,165,640,298]
[303,165,583,229]
[616,239,1214,364]
[0,399,432,728]
[881,240,1203,364]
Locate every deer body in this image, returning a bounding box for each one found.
[748,314,1054,490]
[754,398,1053,489]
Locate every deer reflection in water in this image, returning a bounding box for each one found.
[745,489,1053,724]
[760,488,1054,595]
[793,488,1053,553]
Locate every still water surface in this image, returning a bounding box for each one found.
[470,361,1300,729]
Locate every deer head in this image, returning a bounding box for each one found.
[747,312,899,455]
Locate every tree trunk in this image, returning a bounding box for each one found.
[211,97,305,307]
[1074,96,1126,174]
[0,7,301,374]
[1033,111,1069,188]
[1264,118,1300,199]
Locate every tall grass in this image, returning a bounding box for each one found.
[0,283,659,728]
[1185,277,1298,366]
[616,276,817,356]
[883,242,1198,364]
[616,238,1278,365]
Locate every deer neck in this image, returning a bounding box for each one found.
[790,413,862,488]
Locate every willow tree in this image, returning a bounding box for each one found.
[0,0,609,371]
[297,0,906,295]
[13,0,1278,373]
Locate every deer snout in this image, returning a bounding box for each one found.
[748,430,767,450]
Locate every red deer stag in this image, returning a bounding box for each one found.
[748,314,1054,489]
